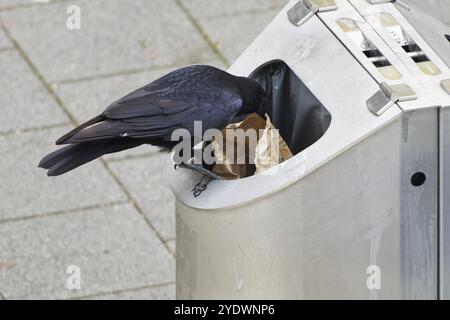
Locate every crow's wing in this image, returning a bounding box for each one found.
[63,66,244,144]
[104,65,242,119]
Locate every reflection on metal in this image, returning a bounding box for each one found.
[313,0,337,11]
[367,82,416,116]
[376,12,441,75]
[441,79,450,95]
[367,0,410,11]
[287,0,336,26]
[367,87,396,116]
[441,109,450,299]
[367,0,393,4]
[336,17,402,80]
[287,0,318,26]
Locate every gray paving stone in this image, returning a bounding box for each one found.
[54,62,225,161]
[0,0,60,8]
[0,29,11,48]
[86,283,175,300]
[109,154,175,241]
[0,126,128,221]
[181,0,288,19]
[0,0,29,9]
[0,204,174,299]
[1,0,216,82]
[199,10,281,63]
[0,51,69,134]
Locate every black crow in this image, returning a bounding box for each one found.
[39,65,266,194]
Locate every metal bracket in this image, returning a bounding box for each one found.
[288,0,337,27]
[367,0,410,10]
[367,82,417,116]
[441,79,450,95]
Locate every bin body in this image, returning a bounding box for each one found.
[176,109,438,299]
[171,0,450,299]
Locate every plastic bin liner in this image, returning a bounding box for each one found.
[251,61,332,154]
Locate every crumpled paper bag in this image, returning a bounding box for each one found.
[212,113,293,179]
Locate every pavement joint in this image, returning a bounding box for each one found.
[51,63,186,86]
[0,200,130,225]
[101,159,174,256]
[174,0,229,67]
[0,122,70,137]
[189,7,284,21]
[71,281,175,300]
[0,24,77,125]
[0,0,70,13]
[105,150,161,164]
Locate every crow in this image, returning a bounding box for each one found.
[39,65,267,195]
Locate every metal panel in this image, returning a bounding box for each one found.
[176,109,439,299]
[400,109,439,299]
[440,108,450,299]
[177,117,404,299]
[348,0,450,111]
[395,1,450,68]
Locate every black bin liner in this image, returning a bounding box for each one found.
[251,60,331,155]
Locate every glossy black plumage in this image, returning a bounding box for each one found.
[39,65,266,176]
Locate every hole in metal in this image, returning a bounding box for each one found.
[411,172,426,187]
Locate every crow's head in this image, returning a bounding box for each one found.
[237,77,267,116]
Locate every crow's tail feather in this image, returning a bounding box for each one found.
[39,140,143,176]
[56,114,105,145]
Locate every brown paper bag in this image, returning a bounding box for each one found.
[255,115,293,174]
[212,113,292,179]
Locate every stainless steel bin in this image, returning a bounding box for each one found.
[170,0,450,299]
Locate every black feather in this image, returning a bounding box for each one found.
[41,140,143,176]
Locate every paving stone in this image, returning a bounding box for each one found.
[0,0,216,82]
[0,204,175,299]
[109,154,175,241]
[0,51,69,134]
[0,0,31,9]
[0,126,128,221]
[0,29,11,48]
[199,10,281,63]
[54,62,225,161]
[181,0,288,19]
[85,283,175,300]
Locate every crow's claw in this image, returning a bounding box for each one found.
[174,162,222,197]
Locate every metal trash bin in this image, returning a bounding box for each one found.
[170,0,450,299]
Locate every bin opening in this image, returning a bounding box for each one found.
[250,60,331,155]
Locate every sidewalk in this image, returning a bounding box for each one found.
[0,0,287,299]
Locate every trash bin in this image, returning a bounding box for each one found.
[170,0,450,299]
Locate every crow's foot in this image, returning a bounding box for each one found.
[175,163,222,180]
[174,162,222,197]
